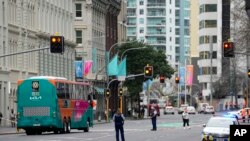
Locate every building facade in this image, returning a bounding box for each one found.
[197,0,223,97]
[126,0,190,68]
[117,0,127,43]
[0,0,76,125]
[74,0,107,81]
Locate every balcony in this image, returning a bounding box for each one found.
[147,40,166,45]
[127,22,136,27]
[127,3,136,8]
[147,22,165,27]
[146,31,166,36]
[147,3,166,8]
[147,13,166,17]
[127,13,136,17]
[127,32,137,36]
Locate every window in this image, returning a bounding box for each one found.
[184,20,189,26]
[175,10,180,17]
[139,18,144,24]
[184,28,189,35]
[75,3,82,17]
[200,4,217,13]
[175,37,180,44]
[175,28,180,35]
[170,0,172,4]
[175,0,180,7]
[139,0,143,5]
[175,19,180,26]
[140,27,144,33]
[76,30,82,44]
[200,20,217,29]
[140,9,144,15]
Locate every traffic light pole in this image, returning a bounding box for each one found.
[0,47,49,58]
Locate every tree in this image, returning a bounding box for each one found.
[118,41,175,98]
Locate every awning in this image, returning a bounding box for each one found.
[93,86,104,95]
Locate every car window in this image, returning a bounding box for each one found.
[206,118,236,128]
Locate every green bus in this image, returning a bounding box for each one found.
[17,76,94,135]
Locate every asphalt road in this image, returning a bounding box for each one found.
[0,110,214,141]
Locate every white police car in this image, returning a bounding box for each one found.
[201,115,239,141]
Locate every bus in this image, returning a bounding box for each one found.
[16,76,94,135]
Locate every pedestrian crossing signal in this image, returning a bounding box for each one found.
[50,36,64,53]
[248,69,250,78]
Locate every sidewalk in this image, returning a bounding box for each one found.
[0,120,108,135]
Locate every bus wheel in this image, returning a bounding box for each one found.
[63,121,67,133]
[36,130,42,135]
[67,121,71,133]
[53,130,59,134]
[26,130,34,135]
[83,121,89,132]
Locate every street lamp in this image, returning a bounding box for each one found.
[121,46,147,60]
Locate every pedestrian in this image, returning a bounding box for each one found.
[182,108,190,129]
[141,107,145,118]
[0,112,2,126]
[242,108,246,123]
[247,109,250,123]
[10,109,15,127]
[150,106,157,131]
[225,102,228,111]
[113,109,125,141]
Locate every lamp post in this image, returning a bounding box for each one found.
[121,46,147,60]
[106,40,137,120]
[119,46,147,114]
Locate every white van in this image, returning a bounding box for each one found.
[198,103,209,114]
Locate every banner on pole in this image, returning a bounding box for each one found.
[186,65,193,86]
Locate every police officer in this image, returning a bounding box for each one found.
[150,106,157,131]
[113,109,125,141]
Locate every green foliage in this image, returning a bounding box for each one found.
[117,41,175,97]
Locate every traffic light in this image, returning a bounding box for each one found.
[160,75,165,83]
[144,65,153,78]
[105,89,110,98]
[223,41,234,58]
[119,88,123,96]
[50,36,64,53]
[248,69,250,78]
[175,77,180,84]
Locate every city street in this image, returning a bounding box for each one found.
[0,110,213,141]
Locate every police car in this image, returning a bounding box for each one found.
[201,115,239,141]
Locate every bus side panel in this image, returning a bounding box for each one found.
[58,99,93,129]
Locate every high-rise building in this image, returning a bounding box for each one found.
[0,0,76,126]
[197,0,230,98]
[126,0,190,68]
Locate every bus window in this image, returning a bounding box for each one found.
[69,84,73,99]
[72,84,76,99]
[65,83,69,99]
[56,83,65,99]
